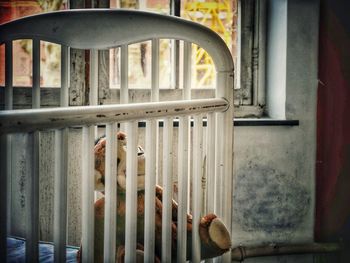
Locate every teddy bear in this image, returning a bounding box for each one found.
[78,131,231,262]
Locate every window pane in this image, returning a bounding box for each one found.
[13,39,32,87]
[182,0,237,88]
[41,41,61,88]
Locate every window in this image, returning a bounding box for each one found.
[107,0,265,117]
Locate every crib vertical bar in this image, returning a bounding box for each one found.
[177,116,189,262]
[214,115,224,217]
[206,113,216,213]
[90,49,98,106]
[151,38,159,102]
[120,45,128,104]
[0,136,8,262]
[217,72,234,263]
[53,45,69,262]
[0,43,10,254]
[25,38,41,262]
[162,118,173,263]
[5,41,13,239]
[144,38,159,262]
[53,128,68,262]
[144,120,156,263]
[26,131,40,262]
[192,115,203,263]
[5,41,13,110]
[82,126,95,263]
[32,39,40,108]
[103,123,118,262]
[60,45,70,107]
[183,42,191,100]
[177,40,191,262]
[125,122,138,262]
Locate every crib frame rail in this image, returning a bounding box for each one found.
[0,9,234,263]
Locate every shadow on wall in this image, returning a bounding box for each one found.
[316,0,350,261]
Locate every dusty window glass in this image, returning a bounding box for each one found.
[109,0,237,90]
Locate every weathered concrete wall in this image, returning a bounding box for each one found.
[231,1,319,262]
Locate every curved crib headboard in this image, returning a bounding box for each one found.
[0,9,234,263]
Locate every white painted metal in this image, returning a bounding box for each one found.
[0,10,233,72]
[144,119,157,263]
[151,39,159,102]
[26,38,41,262]
[53,44,70,262]
[5,41,13,239]
[120,45,128,104]
[26,131,40,263]
[215,72,234,263]
[53,128,68,262]
[0,134,8,262]
[125,122,138,262]
[144,38,160,262]
[103,123,118,262]
[60,45,70,107]
[177,116,190,262]
[82,126,95,263]
[90,49,99,106]
[5,41,13,110]
[0,98,228,134]
[162,118,173,263]
[177,40,191,262]
[206,113,216,213]
[0,9,234,263]
[32,39,40,108]
[192,115,203,263]
[183,42,192,100]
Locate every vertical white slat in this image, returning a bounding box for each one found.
[206,113,216,213]
[0,135,8,262]
[144,119,157,262]
[5,41,13,110]
[32,39,40,108]
[26,131,40,263]
[215,71,234,263]
[144,38,159,262]
[151,38,159,102]
[120,45,128,104]
[60,45,70,107]
[90,49,99,106]
[125,122,138,262]
[89,49,99,201]
[103,123,118,262]
[26,38,40,263]
[177,40,192,262]
[214,113,224,217]
[82,126,95,263]
[177,116,190,262]
[120,45,128,133]
[183,42,192,100]
[53,128,68,262]
[192,115,203,263]
[53,45,70,262]
[162,118,173,263]
[5,41,13,238]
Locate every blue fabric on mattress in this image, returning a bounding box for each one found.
[7,237,78,263]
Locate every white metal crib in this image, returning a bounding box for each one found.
[0,9,234,263]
